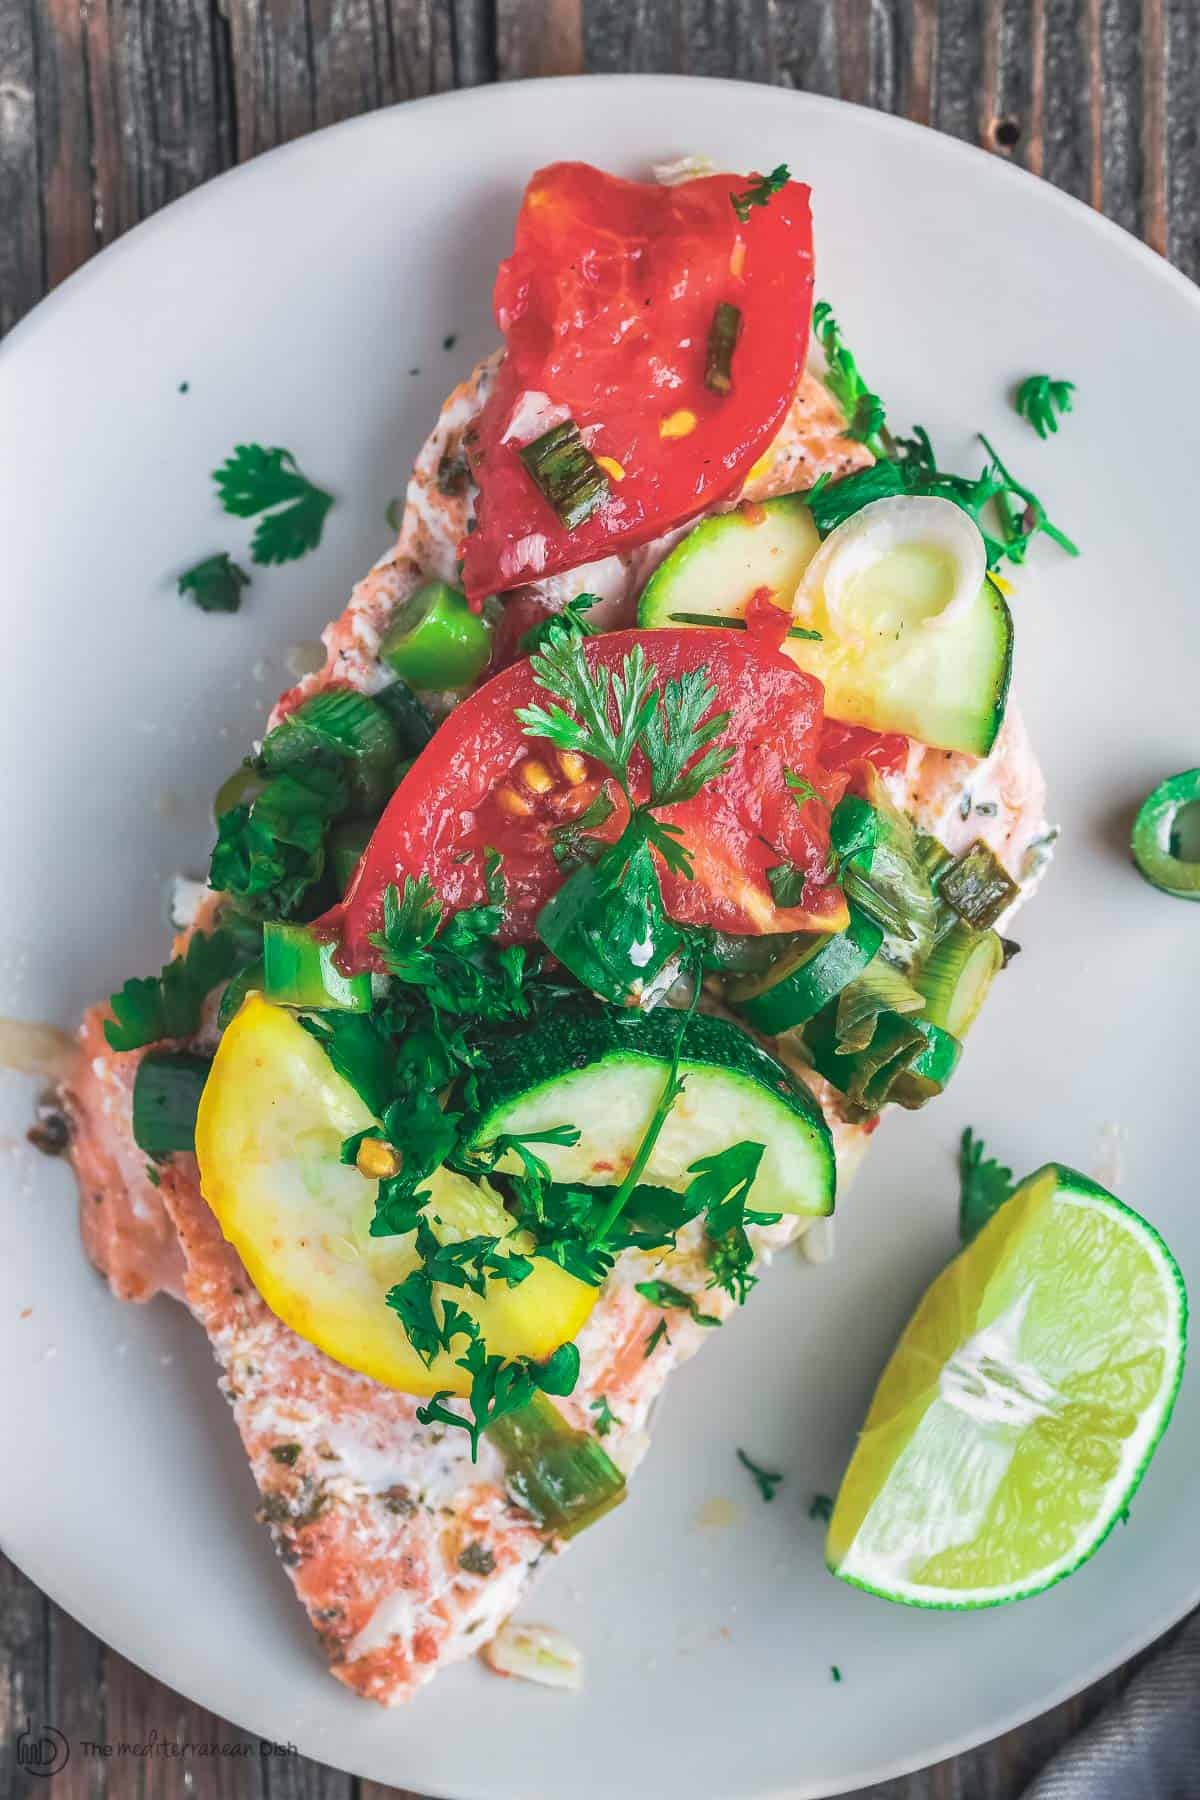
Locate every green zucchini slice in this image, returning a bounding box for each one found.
[1131,770,1200,900]
[467,1005,835,1219]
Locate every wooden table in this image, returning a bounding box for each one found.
[2,3,1197,1795]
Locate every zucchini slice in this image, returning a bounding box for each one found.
[726,905,884,1035]
[638,494,820,629]
[468,1005,836,1219]
[638,489,1013,757]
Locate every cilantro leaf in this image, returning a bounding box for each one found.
[178,553,250,614]
[213,444,334,565]
[737,1447,783,1503]
[730,164,790,224]
[1014,374,1075,439]
[105,929,240,1052]
[959,1126,1016,1243]
[635,1278,721,1327]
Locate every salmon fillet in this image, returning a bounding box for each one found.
[62,353,1051,1702]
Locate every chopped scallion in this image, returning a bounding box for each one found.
[705,301,743,394]
[519,421,609,531]
[131,1051,211,1156]
[667,610,822,642]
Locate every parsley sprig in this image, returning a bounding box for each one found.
[516,623,735,881]
[958,1127,1015,1243]
[178,553,250,614]
[811,301,887,455]
[214,444,334,565]
[1014,374,1075,439]
[731,164,790,224]
[106,929,240,1052]
[737,1448,783,1502]
[807,307,1079,569]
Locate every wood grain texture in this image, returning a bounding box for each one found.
[2,3,1199,1798]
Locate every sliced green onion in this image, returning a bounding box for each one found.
[132,1051,211,1155]
[841,865,916,942]
[486,1392,626,1539]
[939,840,1020,929]
[379,580,492,690]
[804,1008,960,1121]
[705,301,743,395]
[262,922,372,1013]
[1131,769,1200,900]
[213,763,264,824]
[833,955,925,1053]
[666,610,823,643]
[374,677,435,755]
[914,924,1003,1036]
[519,421,609,531]
[258,688,402,811]
[329,818,377,895]
[727,907,884,1035]
[216,958,264,1032]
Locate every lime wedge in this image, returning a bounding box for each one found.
[827,1164,1187,1607]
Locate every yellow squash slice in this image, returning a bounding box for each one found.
[194,994,596,1396]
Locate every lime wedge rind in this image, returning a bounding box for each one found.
[827,1163,1187,1610]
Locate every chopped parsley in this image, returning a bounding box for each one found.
[1014,374,1075,439]
[178,552,250,614]
[517,591,601,656]
[589,1395,619,1437]
[635,1279,721,1327]
[270,1443,301,1466]
[831,1665,843,1684]
[958,1127,1016,1243]
[643,1317,670,1358]
[765,862,807,908]
[105,929,241,1052]
[811,301,887,454]
[213,443,334,565]
[730,164,790,224]
[736,1448,783,1503]
[808,1492,833,1522]
[804,307,1079,569]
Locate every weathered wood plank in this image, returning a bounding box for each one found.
[583,0,671,73]
[225,0,488,162]
[765,0,840,97]
[0,0,45,332]
[1164,0,1199,278]
[496,0,583,78]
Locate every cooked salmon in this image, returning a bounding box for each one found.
[62,355,1052,1702]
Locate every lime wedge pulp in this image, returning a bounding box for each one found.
[827,1164,1187,1608]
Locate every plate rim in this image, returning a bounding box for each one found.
[3,71,1198,1798]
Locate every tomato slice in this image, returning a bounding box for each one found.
[461,163,814,600]
[330,630,849,970]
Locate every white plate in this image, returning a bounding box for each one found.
[2,74,1197,1800]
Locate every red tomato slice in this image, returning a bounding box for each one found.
[329,630,849,970]
[461,163,814,600]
